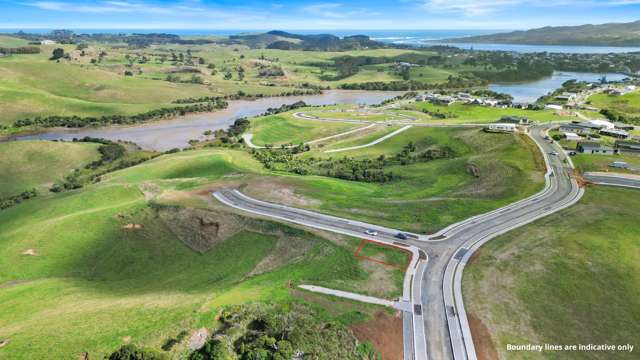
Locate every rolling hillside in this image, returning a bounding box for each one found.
[445,20,640,46]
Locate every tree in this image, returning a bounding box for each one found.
[238,66,245,81]
[50,48,64,60]
[106,344,167,360]
[224,71,233,80]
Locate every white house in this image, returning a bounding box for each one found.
[40,39,56,45]
[563,132,582,141]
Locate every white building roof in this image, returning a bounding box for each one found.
[589,119,615,129]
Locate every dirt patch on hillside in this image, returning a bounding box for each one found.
[157,207,245,253]
[468,313,499,360]
[351,311,403,360]
[22,249,37,256]
[242,178,320,207]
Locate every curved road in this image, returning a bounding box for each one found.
[213,124,584,360]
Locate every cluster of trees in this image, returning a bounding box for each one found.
[394,141,455,165]
[173,89,320,105]
[165,73,205,84]
[600,108,640,125]
[13,30,214,48]
[261,101,307,116]
[0,46,40,55]
[50,48,65,60]
[13,101,227,128]
[339,76,486,91]
[0,189,37,211]
[422,108,457,119]
[106,303,377,360]
[106,344,166,360]
[50,137,158,192]
[252,141,456,183]
[227,118,251,137]
[187,303,371,360]
[257,65,285,77]
[472,59,554,82]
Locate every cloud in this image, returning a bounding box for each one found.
[302,2,379,19]
[25,0,256,18]
[421,0,640,16]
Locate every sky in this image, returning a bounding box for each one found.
[1,0,640,31]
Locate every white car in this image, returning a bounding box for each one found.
[365,229,378,236]
[549,151,559,156]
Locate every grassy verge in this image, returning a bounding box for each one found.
[463,186,640,359]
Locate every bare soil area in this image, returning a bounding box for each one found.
[468,313,499,360]
[351,311,403,360]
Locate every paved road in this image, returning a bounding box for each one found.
[584,172,640,189]
[213,124,584,360]
[430,125,583,360]
[325,125,413,153]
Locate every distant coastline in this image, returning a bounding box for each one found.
[4,28,640,54]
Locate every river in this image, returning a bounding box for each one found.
[489,71,629,103]
[14,90,402,151]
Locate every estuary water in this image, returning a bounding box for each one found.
[14,90,402,151]
[489,71,629,103]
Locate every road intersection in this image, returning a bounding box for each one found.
[213,123,587,360]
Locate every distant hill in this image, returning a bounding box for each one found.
[226,30,385,51]
[444,21,640,47]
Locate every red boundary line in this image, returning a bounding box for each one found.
[354,239,413,271]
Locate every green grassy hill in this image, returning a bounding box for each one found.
[0,147,402,359]
[445,20,640,46]
[589,90,640,117]
[463,186,640,359]
[244,126,546,234]
[0,140,101,197]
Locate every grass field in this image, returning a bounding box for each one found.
[246,126,546,234]
[249,114,361,146]
[571,153,640,174]
[463,186,640,360]
[0,146,400,359]
[0,36,30,47]
[0,140,101,197]
[589,90,640,116]
[410,102,577,124]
